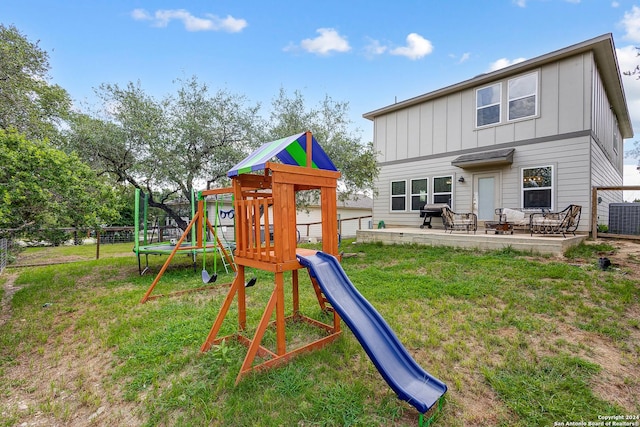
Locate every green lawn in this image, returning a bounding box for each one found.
[0,240,638,426]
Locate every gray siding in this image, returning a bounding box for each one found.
[590,58,625,227]
[373,53,595,163]
[591,138,624,227]
[592,62,624,175]
[373,135,592,232]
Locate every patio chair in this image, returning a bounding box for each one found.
[441,206,477,234]
[530,204,581,237]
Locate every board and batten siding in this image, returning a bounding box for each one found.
[592,62,625,175]
[373,53,595,163]
[589,56,625,228]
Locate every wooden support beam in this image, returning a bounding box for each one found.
[305,130,312,169]
[236,285,279,383]
[199,187,234,197]
[140,213,200,303]
[200,274,243,352]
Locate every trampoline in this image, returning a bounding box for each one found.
[133,189,235,276]
[134,242,236,275]
[134,243,207,275]
[133,188,229,275]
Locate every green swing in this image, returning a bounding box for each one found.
[201,197,218,284]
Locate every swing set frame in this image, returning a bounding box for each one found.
[139,188,236,303]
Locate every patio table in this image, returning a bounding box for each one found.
[484,221,514,235]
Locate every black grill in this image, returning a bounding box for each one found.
[419,203,448,229]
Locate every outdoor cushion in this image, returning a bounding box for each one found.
[502,208,526,223]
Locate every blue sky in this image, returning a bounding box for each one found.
[2,0,640,195]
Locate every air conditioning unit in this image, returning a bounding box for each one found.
[608,203,640,235]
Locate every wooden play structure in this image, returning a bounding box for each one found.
[139,188,236,303]
[199,131,344,383]
[137,131,449,420]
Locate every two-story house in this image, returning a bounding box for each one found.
[363,33,632,234]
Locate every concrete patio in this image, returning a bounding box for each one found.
[356,226,588,256]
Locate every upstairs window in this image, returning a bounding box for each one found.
[476,83,501,127]
[433,176,453,206]
[522,165,553,209]
[410,178,428,211]
[508,72,538,121]
[391,180,407,211]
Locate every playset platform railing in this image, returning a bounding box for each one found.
[234,193,275,263]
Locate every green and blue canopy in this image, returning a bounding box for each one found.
[227,132,338,177]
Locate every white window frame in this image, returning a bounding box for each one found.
[508,72,538,122]
[433,176,453,207]
[410,178,429,212]
[521,165,554,210]
[476,83,502,128]
[390,180,407,212]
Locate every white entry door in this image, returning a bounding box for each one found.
[473,173,501,221]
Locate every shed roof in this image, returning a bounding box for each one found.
[451,148,515,168]
[227,132,338,177]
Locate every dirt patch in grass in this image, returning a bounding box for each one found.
[582,239,640,275]
[557,322,640,411]
[1,277,143,427]
[12,247,90,266]
[2,333,143,427]
[11,245,134,268]
[0,272,21,328]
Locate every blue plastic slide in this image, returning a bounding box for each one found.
[296,251,447,414]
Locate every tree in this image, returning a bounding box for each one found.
[0,129,119,237]
[65,79,379,231]
[64,77,263,230]
[621,51,640,170]
[625,140,640,168]
[0,24,71,143]
[266,88,379,206]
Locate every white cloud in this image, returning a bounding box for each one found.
[487,57,526,72]
[131,8,150,20]
[449,52,471,64]
[298,28,351,55]
[207,14,248,33]
[363,38,387,58]
[621,5,640,43]
[131,8,247,33]
[612,1,620,7]
[389,33,433,60]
